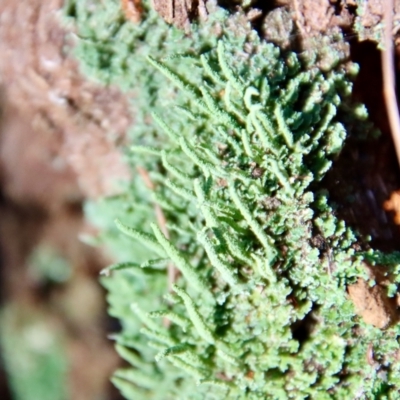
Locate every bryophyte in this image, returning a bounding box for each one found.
[65,1,400,398]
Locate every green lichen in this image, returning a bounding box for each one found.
[65,1,400,399]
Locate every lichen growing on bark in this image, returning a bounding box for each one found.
[65,0,400,398]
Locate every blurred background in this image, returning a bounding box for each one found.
[0,0,131,398]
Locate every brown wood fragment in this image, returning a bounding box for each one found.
[382,0,400,169]
[347,264,398,329]
[151,0,207,30]
[121,0,143,23]
[366,342,375,366]
[384,189,400,224]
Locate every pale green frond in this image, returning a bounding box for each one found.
[172,285,215,344]
[115,219,166,256]
[151,223,209,293]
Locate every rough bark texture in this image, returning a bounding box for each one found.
[0,0,131,200]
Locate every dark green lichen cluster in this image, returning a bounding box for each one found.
[65,1,400,399]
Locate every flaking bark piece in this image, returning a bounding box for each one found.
[384,190,400,224]
[151,0,207,31]
[348,264,398,329]
[121,0,143,23]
